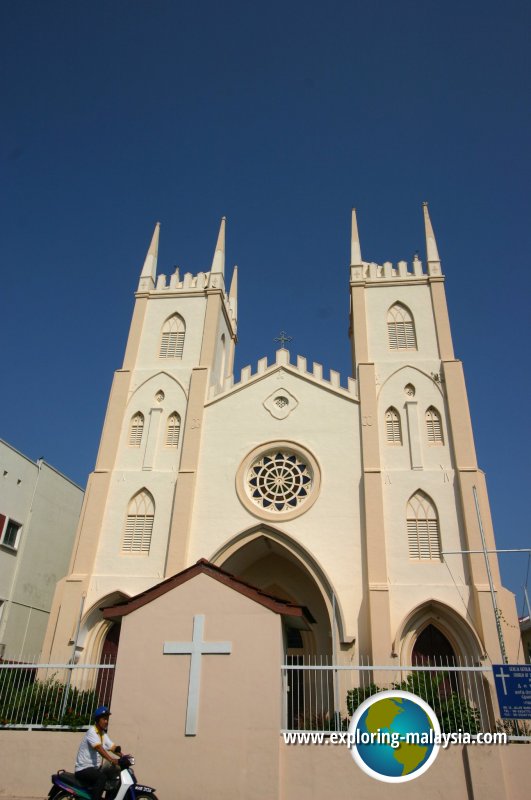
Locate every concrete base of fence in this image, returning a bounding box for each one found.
[280,740,528,800]
[0,730,78,798]
[0,730,528,799]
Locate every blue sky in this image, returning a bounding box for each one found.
[1,1,530,611]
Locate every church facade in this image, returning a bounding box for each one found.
[41,205,521,670]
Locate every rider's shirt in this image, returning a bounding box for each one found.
[75,724,114,771]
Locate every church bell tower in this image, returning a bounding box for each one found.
[42,219,238,662]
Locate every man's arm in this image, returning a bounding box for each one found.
[93,743,120,766]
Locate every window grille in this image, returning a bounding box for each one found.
[122,490,155,554]
[385,407,402,445]
[407,491,441,560]
[129,413,144,447]
[387,304,417,350]
[426,407,444,444]
[247,450,312,513]
[159,314,185,358]
[166,413,181,447]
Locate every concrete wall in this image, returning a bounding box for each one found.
[0,442,83,659]
[0,731,528,800]
[279,741,529,800]
[0,730,78,798]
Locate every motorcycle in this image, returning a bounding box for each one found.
[48,754,158,800]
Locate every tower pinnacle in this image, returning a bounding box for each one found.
[229,265,238,320]
[423,202,441,271]
[138,222,160,290]
[211,217,226,276]
[351,208,362,266]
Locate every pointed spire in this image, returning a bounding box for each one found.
[350,208,362,266]
[423,202,441,267]
[138,222,160,289]
[229,265,238,320]
[211,217,226,275]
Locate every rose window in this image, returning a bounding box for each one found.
[247,451,312,512]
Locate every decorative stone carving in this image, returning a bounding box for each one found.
[263,388,299,420]
[236,441,321,521]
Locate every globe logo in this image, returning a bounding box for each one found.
[348,690,441,782]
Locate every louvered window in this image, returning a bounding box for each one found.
[122,490,155,554]
[426,407,443,445]
[385,408,402,445]
[129,413,144,447]
[407,492,441,560]
[159,314,185,358]
[166,413,181,447]
[387,304,417,350]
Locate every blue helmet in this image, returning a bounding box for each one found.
[93,705,111,720]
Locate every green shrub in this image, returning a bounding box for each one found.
[346,683,380,716]
[346,671,480,735]
[0,674,96,728]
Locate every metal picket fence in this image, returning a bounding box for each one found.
[282,655,531,742]
[0,656,115,729]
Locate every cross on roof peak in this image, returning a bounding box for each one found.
[274,331,292,348]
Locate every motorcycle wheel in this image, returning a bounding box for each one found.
[49,793,76,800]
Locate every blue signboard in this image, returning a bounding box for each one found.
[492,664,531,720]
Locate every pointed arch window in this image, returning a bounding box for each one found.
[385,407,402,445]
[426,406,444,445]
[122,490,154,554]
[159,314,185,359]
[387,303,417,350]
[129,413,144,447]
[407,491,441,560]
[166,412,181,447]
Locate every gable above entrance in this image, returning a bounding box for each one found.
[102,557,310,628]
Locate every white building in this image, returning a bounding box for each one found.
[0,440,84,659]
[42,206,521,669]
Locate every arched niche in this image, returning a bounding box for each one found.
[393,600,484,665]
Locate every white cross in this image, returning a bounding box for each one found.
[495,666,511,695]
[163,614,232,735]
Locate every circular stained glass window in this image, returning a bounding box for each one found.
[247,450,312,513]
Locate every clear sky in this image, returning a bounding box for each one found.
[1,1,530,612]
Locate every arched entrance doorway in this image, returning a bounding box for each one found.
[412,623,458,695]
[96,623,121,707]
[217,533,335,728]
[395,601,484,665]
[220,535,332,657]
[396,604,488,721]
[412,624,457,665]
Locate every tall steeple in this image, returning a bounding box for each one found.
[229,265,238,321]
[422,202,441,276]
[350,208,362,266]
[138,222,160,290]
[211,217,226,276]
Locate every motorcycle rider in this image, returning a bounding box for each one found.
[74,706,121,800]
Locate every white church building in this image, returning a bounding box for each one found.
[41,204,520,673]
